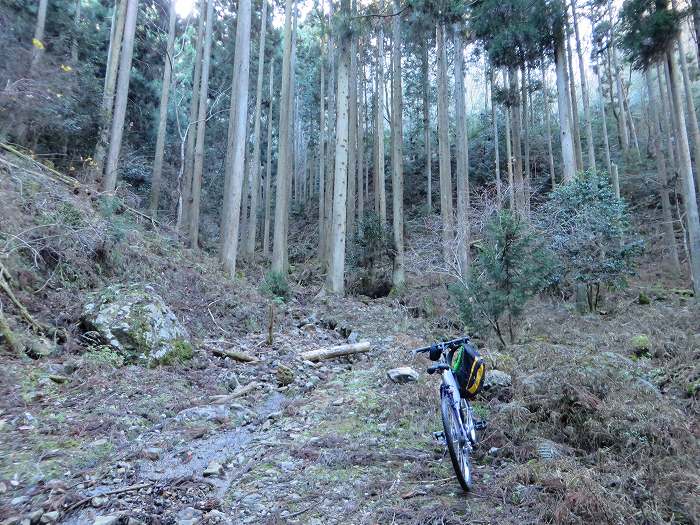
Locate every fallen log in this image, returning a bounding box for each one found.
[209,381,261,403]
[300,341,371,362]
[210,346,259,363]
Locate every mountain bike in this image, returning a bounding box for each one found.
[416,337,486,491]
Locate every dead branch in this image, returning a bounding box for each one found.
[300,342,371,362]
[208,345,259,363]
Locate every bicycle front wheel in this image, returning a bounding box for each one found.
[441,392,473,491]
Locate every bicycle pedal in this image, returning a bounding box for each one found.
[433,431,445,442]
[474,420,488,431]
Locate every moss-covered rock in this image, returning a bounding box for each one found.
[631,334,651,357]
[81,284,190,366]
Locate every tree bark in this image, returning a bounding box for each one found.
[103,0,139,193]
[645,68,681,274]
[422,42,432,212]
[542,66,556,188]
[596,65,613,177]
[347,10,358,238]
[188,0,214,248]
[71,0,81,64]
[374,8,387,227]
[271,0,295,274]
[437,23,454,262]
[219,0,252,275]
[504,72,514,208]
[391,0,405,287]
[509,68,524,211]
[263,62,274,257]
[178,0,205,234]
[242,0,268,258]
[565,20,583,171]
[571,0,595,172]
[149,0,177,216]
[357,42,365,223]
[454,29,470,280]
[554,32,577,183]
[326,0,350,294]
[93,0,127,182]
[677,34,700,197]
[31,0,49,71]
[318,50,327,261]
[666,50,700,294]
[521,64,530,213]
[491,68,502,203]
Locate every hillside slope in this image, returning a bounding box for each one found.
[0,151,698,524]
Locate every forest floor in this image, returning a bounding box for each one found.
[0,151,699,525]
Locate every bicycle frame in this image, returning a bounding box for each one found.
[438,356,475,446]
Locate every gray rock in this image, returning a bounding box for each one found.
[93,516,120,525]
[141,447,162,460]
[387,367,419,384]
[176,507,202,525]
[203,461,223,477]
[484,370,512,390]
[175,405,229,423]
[27,510,43,525]
[81,284,190,365]
[39,512,59,524]
[519,372,550,397]
[11,497,28,506]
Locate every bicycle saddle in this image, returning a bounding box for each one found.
[427,363,450,375]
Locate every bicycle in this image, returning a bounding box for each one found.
[415,336,486,491]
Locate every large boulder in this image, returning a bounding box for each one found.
[82,284,191,365]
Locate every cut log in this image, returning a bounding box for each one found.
[210,347,259,362]
[300,341,371,362]
[209,381,261,403]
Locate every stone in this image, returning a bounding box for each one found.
[91,496,109,508]
[81,284,191,366]
[141,448,162,460]
[93,516,120,525]
[483,370,512,390]
[386,367,419,384]
[1,517,21,525]
[48,375,69,384]
[11,496,28,506]
[176,507,202,525]
[39,512,59,524]
[175,405,229,424]
[275,364,294,387]
[203,461,223,477]
[28,510,43,524]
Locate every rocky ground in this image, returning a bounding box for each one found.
[1,151,699,524]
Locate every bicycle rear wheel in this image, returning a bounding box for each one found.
[441,392,473,491]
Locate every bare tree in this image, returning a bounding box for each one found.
[436,23,453,262]
[391,0,405,287]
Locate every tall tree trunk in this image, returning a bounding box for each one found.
[283,11,297,268]
[454,29,470,280]
[542,66,556,188]
[678,35,700,196]
[263,62,274,257]
[149,0,177,217]
[347,10,358,238]
[326,0,350,294]
[491,68,502,203]
[666,50,700,294]
[508,68,524,211]
[71,0,81,64]
[422,42,432,212]
[646,68,681,274]
[437,23,453,262]
[571,0,595,172]
[504,71,514,208]
[357,42,365,223]
[692,0,700,60]
[564,23,583,171]
[93,0,127,181]
[554,32,577,183]
[31,0,49,70]
[103,0,139,193]
[318,51,327,260]
[220,0,252,274]
[243,0,268,257]
[596,65,613,176]
[611,52,629,153]
[188,0,214,248]
[658,64,679,181]
[178,0,205,234]
[521,64,530,213]
[374,9,387,227]
[391,0,405,287]
[271,0,294,274]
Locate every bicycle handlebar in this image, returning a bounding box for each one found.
[414,336,471,355]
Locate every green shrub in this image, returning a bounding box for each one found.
[539,170,642,310]
[260,271,290,301]
[84,346,124,368]
[452,210,554,345]
[347,212,394,296]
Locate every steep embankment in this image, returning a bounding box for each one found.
[1,150,698,524]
